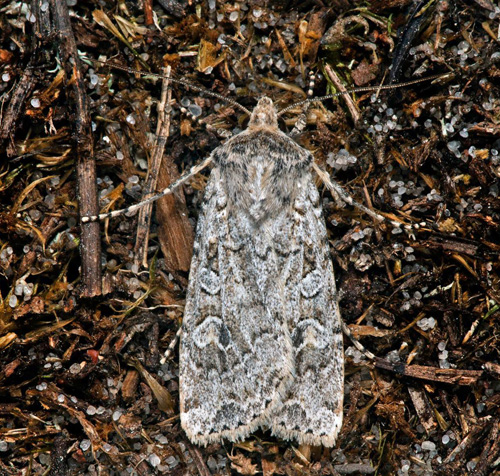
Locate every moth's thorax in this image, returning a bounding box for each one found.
[248,97,278,130]
[213,133,312,224]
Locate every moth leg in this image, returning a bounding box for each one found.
[80,156,213,223]
[288,72,316,138]
[160,326,182,364]
[340,320,376,360]
[312,162,413,234]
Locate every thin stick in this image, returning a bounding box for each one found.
[134,66,173,268]
[324,64,361,125]
[51,0,101,296]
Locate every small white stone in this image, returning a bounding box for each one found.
[421,440,436,451]
[102,442,112,452]
[80,439,91,451]
[8,295,18,308]
[148,453,161,467]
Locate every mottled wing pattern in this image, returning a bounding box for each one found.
[179,167,294,446]
[180,98,344,447]
[270,179,344,447]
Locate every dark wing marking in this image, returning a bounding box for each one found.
[179,168,294,446]
[269,179,344,447]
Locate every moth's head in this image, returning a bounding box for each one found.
[248,97,278,130]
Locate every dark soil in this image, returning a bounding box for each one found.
[1,0,499,475]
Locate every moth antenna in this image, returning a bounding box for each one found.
[277,72,454,117]
[288,71,316,138]
[93,59,252,116]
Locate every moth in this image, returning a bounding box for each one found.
[180,95,344,447]
[83,64,446,447]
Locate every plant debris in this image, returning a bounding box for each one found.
[1,0,500,474]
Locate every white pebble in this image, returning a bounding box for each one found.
[69,363,81,374]
[466,460,477,471]
[421,441,436,451]
[102,442,112,452]
[80,439,91,451]
[438,350,448,360]
[8,295,17,308]
[148,453,161,467]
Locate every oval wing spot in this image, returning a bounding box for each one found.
[207,237,218,259]
[292,319,329,351]
[192,316,232,350]
[199,268,221,295]
[301,270,323,298]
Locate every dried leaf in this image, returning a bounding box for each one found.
[262,459,277,476]
[131,359,175,415]
[0,332,17,350]
[197,39,225,73]
[349,324,392,338]
[229,453,259,475]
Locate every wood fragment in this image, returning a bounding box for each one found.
[187,443,212,476]
[324,64,362,125]
[375,359,483,386]
[473,418,500,476]
[133,65,194,272]
[443,421,490,466]
[50,0,101,296]
[134,66,172,267]
[121,370,140,402]
[407,386,437,433]
[334,463,375,475]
